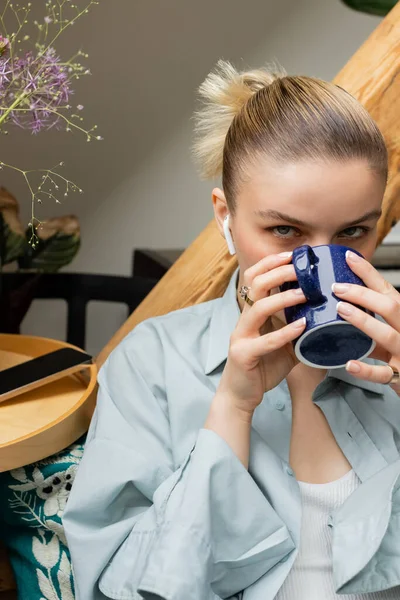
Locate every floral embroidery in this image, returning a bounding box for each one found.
[1,440,85,599]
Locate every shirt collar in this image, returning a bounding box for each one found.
[204,266,241,376]
[204,265,385,395]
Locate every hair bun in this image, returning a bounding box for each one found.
[191,59,286,180]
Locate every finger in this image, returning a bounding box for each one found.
[345,360,400,387]
[249,264,298,300]
[250,317,307,359]
[243,252,294,289]
[241,253,295,316]
[237,288,307,337]
[345,250,399,300]
[336,301,400,358]
[332,282,400,332]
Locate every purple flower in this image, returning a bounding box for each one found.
[0,56,12,88]
[0,47,72,133]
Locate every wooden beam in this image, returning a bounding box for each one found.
[333,1,400,246]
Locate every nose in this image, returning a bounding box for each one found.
[304,237,335,247]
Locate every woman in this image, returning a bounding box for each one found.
[63,60,400,600]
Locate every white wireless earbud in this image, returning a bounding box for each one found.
[223,214,236,255]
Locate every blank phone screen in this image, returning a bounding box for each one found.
[0,348,92,396]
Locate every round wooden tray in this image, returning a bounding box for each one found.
[0,334,97,472]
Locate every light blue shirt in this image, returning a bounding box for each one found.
[63,266,400,600]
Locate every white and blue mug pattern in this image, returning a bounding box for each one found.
[280,244,376,369]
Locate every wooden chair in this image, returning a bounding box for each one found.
[1,3,399,596]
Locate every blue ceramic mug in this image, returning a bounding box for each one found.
[279,244,376,369]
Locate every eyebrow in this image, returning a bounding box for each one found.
[253,208,382,228]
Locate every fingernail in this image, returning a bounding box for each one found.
[346,250,361,262]
[278,251,293,258]
[346,361,360,373]
[292,317,306,328]
[293,287,305,295]
[332,282,350,294]
[336,301,353,315]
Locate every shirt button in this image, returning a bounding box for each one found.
[286,465,294,476]
[275,400,285,410]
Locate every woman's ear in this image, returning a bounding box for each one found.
[212,188,236,255]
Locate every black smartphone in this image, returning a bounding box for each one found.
[0,347,93,404]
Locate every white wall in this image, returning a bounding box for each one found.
[3,0,393,355]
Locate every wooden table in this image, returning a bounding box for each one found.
[0,334,97,473]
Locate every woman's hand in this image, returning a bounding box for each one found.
[206,253,307,467]
[217,252,308,416]
[332,249,400,395]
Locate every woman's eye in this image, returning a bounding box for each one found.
[339,226,370,238]
[265,226,370,239]
[266,226,300,238]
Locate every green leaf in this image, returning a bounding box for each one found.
[340,0,397,16]
[0,212,26,265]
[20,233,81,272]
[20,215,81,272]
[0,187,26,266]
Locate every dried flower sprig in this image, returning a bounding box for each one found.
[0,0,101,245]
[0,159,82,247]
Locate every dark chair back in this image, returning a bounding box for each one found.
[0,272,158,350]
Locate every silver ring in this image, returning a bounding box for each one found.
[386,365,400,385]
[239,285,254,307]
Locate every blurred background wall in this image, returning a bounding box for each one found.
[2,0,394,355]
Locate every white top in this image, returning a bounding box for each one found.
[275,469,398,599]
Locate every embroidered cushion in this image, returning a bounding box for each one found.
[0,435,86,600]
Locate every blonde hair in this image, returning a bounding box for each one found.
[191,59,388,214]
